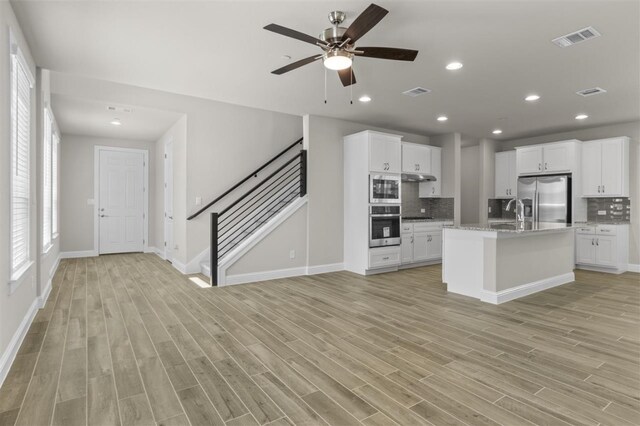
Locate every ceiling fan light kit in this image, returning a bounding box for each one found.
[264,3,418,100]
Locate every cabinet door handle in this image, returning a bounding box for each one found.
[602,185,605,193]
[538,163,542,170]
[411,236,414,243]
[545,162,548,170]
[382,256,390,260]
[591,238,595,245]
[432,187,435,194]
[596,239,599,246]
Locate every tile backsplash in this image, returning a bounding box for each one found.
[401,182,454,219]
[488,199,516,220]
[587,198,631,223]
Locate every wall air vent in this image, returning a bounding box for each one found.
[576,87,607,97]
[402,87,431,97]
[552,26,601,47]
[107,106,133,113]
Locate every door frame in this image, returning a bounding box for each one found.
[163,138,173,261]
[93,146,149,255]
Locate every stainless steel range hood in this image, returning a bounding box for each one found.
[401,173,437,182]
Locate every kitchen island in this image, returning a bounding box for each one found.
[443,222,576,304]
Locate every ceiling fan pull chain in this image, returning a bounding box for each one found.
[324,67,327,104]
[350,67,353,104]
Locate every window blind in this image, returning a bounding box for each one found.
[52,132,59,236]
[10,47,33,275]
[43,108,52,250]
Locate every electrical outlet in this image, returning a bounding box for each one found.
[289,250,295,259]
[195,197,202,206]
[420,208,425,213]
[598,210,607,216]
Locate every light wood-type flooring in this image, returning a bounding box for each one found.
[1,253,639,426]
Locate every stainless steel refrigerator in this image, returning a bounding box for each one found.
[517,175,571,223]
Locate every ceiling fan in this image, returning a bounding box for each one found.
[264,3,418,87]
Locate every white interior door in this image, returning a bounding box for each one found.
[164,141,174,262]
[99,150,144,254]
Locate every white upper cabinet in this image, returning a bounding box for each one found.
[543,144,571,172]
[516,140,578,175]
[401,142,431,174]
[516,146,543,174]
[581,137,629,197]
[419,147,442,198]
[370,132,402,173]
[494,151,517,198]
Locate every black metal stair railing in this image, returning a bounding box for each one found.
[186,138,306,286]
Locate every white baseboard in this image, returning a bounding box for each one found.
[185,247,210,275]
[171,259,187,274]
[306,263,344,275]
[0,298,39,388]
[225,266,308,286]
[627,264,640,273]
[39,254,60,308]
[480,272,575,305]
[60,250,98,259]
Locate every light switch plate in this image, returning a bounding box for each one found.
[195,197,202,206]
[598,210,607,216]
[488,206,492,213]
[289,250,295,259]
[420,208,425,213]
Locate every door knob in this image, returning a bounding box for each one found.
[100,214,109,218]
[168,216,173,220]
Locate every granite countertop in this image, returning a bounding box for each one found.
[402,218,454,223]
[446,221,577,233]
[574,221,631,226]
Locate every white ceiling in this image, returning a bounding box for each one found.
[51,94,183,141]
[12,0,640,140]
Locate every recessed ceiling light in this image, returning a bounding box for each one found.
[446,61,463,70]
[110,118,122,126]
[575,114,588,120]
[437,115,448,122]
[358,95,372,103]
[525,94,540,101]
[492,129,503,135]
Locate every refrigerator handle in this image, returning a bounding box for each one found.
[534,190,538,223]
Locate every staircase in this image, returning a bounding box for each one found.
[187,138,306,286]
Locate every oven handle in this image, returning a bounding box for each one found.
[370,214,401,218]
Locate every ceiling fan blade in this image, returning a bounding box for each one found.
[264,23,328,47]
[356,47,419,61]
[342,4,389,44]
[271,55,322,75]
[338,67,356,87]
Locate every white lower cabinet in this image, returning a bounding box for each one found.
[369,246,401,269]
[401,222,449,265]
[575,224,628,273]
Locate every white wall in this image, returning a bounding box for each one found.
[50,72,302,266]
[60,135,157,253]
[500,120,640,265]
[461,146,480,224]
[304,115,429,267]
[0,0,40,384]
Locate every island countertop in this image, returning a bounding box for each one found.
[445,221,576,234]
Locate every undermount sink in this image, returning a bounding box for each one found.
[490,222,533,231]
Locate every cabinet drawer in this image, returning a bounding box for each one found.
[413,223,431,232]
[401,223,414,232]
[576,226,596,235]
[369,247,400,269]
[596,225,617,236]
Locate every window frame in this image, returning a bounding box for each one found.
[42,107,53,253]
[9,31,35,287]
[52,130,59,239]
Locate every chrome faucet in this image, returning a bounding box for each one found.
[506,198,525,224]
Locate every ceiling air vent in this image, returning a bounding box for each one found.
[402,87,431,97]
[107,106,133,113]
[552,26,601,47]
[577,87,607,97]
